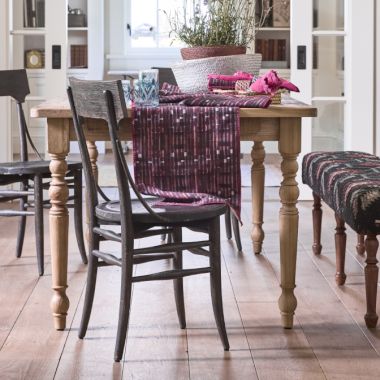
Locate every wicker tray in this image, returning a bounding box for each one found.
[212,89,283,105]
[171,54,262,93]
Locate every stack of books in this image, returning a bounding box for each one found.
[70,45,88,68]
[255,39,287,62]
[23,0,45,28]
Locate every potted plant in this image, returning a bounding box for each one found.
[165,0,269,60]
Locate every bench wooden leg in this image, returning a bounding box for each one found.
[335,214,347,286]
[356,234,365,255]
[364,234,379,328]
[312,192,322,255]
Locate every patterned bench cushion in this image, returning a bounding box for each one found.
[302,151,380,234]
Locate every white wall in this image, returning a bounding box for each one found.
[0,0,11,162]
[376,0,380,155]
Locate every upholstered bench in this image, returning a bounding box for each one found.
[302,151,380,328]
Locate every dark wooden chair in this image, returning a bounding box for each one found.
[302,151,380,328]
[153,66,242,251]
[0,69,87,275]
[67,77,230,362]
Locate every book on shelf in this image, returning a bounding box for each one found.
[23,0,45,28]
[70,45,88,68]
[255,39,287,62]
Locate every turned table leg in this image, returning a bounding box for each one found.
[278,118,301,329]
[87,141,99,182]
[48,118,70,330]
[251,141,265,254]
[85,141,99,240]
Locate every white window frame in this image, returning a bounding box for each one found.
[123,0,183,59]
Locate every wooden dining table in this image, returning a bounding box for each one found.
[31,98,317,331]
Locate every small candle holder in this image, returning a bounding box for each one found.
[134,69,159,107]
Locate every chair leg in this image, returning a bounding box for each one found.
[312,192,322,255]
[364,234,379,328]
[356,234,365,255]
[73,169,88,264]
[334,213,346,286]
[231,213,242,252]
[114,249,134,362]
[173,227,186,329]
[16,195,27,258]
[209,217,229,351]
[225,208,232,240]
[78,233,100,337]
[34,174,44,276]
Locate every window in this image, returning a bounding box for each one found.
[126,0,184,50]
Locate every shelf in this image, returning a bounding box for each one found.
[10,28,46,36]
[25,96,45,101]
[68,68,88,73]
[68,27,88,32]
[258,27,291,32]
[312,30,346,36]
[26,69,45,78]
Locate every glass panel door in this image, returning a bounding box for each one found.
[311,0,346,151]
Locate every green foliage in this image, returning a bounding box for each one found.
[164,0,268,47]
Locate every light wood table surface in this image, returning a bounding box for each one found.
[31,98,317,331]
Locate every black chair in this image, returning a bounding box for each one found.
[0,69,87,275]
[68,78,230,362]
[153,67,242,251]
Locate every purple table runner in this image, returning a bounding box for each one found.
[132,105,242,220]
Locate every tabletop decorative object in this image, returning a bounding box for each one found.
[134,69,159,107]
[249,69,299,104]
[250,69,299,95]
[172,54,262,93]
[165,0,270,60]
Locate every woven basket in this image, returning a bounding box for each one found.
[180,45,247,60]
[171,54,262,93]
[271,91,282,105]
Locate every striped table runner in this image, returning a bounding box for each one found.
[132,105,242,220]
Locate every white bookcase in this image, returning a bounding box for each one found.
[255,0,291,80]
[4,0,104,158]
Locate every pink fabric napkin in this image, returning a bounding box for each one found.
[250,70,299,95]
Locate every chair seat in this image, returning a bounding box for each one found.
[96,199,227,225]
[302,151,380,234]
[0,160,82,175]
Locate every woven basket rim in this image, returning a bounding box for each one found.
[172,53,262,67]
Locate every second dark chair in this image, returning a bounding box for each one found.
[0,69,87,275]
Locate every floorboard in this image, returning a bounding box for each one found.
[1,178,380,379]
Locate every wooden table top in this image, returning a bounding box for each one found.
[31,96,317,119]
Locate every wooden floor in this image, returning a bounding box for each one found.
[1,186,380,379]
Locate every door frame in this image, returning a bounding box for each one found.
[291,0,375,199]
[0,0,11,162]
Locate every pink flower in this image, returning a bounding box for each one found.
[250,70,299,95]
